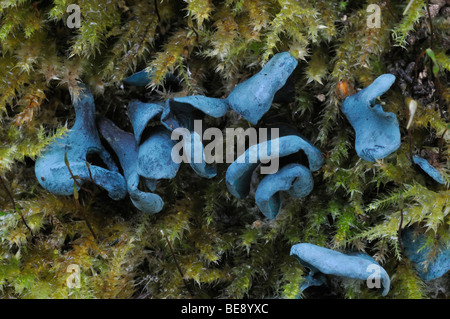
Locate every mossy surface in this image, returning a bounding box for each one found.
[0,0,449,299]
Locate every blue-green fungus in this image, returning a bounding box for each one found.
[127,100,180,183]
[225,127,323,218]
[225,132,323,199]
[225,51,298,124]
[161,96,228,179]
[97,116,164,213]
[402,228,450,281]
[412,155,445,184]
[342,74,401,162]
[128,52,298,127]
[123,68,179,87]
[290,243,391,296]
[35,84,127,200]
[254,163,314,220]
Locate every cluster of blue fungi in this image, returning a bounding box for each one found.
[34,52,448,296]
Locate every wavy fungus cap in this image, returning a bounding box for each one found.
[255,163,314,220]
[225,133,323,199]
[126,100,181,182]
[97,116,164,214]
[127,100,165,145]
[225,125,323,219]
[342,74,400,162]
[290,243,391,296]
[226,52,298,125]
[160,96,229,179]
[35,84,127,200]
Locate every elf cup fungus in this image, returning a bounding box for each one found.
[254,163,314,220]
[97,116,164,214]
[225,126,323,219]
[127,100,181,183]
[342,74,401,162]
[290,243,391,296]
[161,95,229,179]
[35,84,127,200]
[225,51,298,125]
[412,155,446,185]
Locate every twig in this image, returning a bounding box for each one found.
[385,0,399,22]
[85,162,96,200]
[191,26,199,43]
[0,176,34,237]
[403,0,414,15]
[154,0,161,23]
[425,0,434,49]
[32,1,40,18]
[424,0,446,119]
[64,153,97,240]
[397,197,406,257]
[161,228,194,297]
[433,74,445,119]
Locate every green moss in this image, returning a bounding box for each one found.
[0,0,448,299]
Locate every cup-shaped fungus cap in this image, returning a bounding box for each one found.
[35,84,127,200]
[126,100,181,182]
[255,163,314,220]
[161,96,229,179]
[127,100,165,145]
[97,116,164,214]
[225,133,323,199]
[290,243,391,296]
[342,74,401,162]
[137,127,180,181]
[226,52,298,125]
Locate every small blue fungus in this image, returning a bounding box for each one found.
[35,84,127,200]
[290,243,391,296]
[127,100,180,182]
[225,127,323,218]
[97,116,164,214]
[123,69,153,86]
[412,155,445,184]
[127,100,165,145]
[161,96,229,179]
[255,163,313,220]
[225,51,298,125]
[402,228,450,281]
[123,68,178,87]
[342,74,401,162]
[137,126,180,183]
[225,132,323,199]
